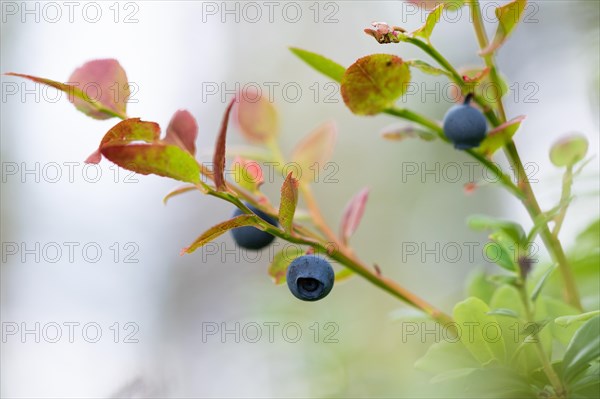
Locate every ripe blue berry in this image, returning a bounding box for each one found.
[231,204,277,250]
[286,255,334,301]
[443,95,487,149]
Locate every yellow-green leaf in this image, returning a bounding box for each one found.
[279,172,299,234]
[101,144,201,184]
[412,3,445,42]
[341,54,411,115]
[477,115,526,157]
[182,215,259,254]
[453,297,506,365]
[480,0,528,56]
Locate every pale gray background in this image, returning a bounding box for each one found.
[1,1,598,397]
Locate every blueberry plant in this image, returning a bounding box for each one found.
[6,0,599,397]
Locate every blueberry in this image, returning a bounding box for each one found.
[443,94,487,150]
[286,255,334,301]
[230,204,277,250]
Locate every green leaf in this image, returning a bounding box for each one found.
[550,134,589,167]
[530,264,555,302]
[556,311,600,327]
[279,172,299,234]
[466,270,497,304]
[480,0,528,56]
[213,99,235,191]
[182,215,259,254]
[268,245,305,284]
[568,360,600,398]
[101,144,201,184]
[289,47,345,83]
[406,60,452,78]
[539,296,585,347]
[489,285,534,370]
[412,3,445,42]
[487,308,520,319]
[341,54,411,115]
[415,341,480,374]
[573,218,600,256]
[234,88,279,143]
[561,315,600,383]
[291,121,336,182]
[476,115,525,157]
[453,297,506,365]
[467,215,526,246]
[484,241,517,272]
[7,59,129,120]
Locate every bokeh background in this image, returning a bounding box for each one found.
[1,1,598,397]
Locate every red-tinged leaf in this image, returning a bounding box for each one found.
[341,54,411,115]
[477,115,526,157]
[411,3,445,42]
[340,188,370,243]
[213,99,235,191]
[232,156,264,192]
[86,118,160,163]
[480,0,527,56]
[463,68,490,83]
[291,121,337,182]
[5,71,126,119]
[68,59,130,120]
[234,88,279,143]
[101,118,160,147]
[101,144,201,184]
[450,67,508,109]
[182,215,259,254]
[279,172,299,234]
[163,185,197,205]
[380,124,437,141]
[268,245,305,284]
[85,149,102,164]
[164,110,198,155]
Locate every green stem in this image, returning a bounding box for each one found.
[516,283,566,397]
[552,166,573,238]
[469,1,582,310]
